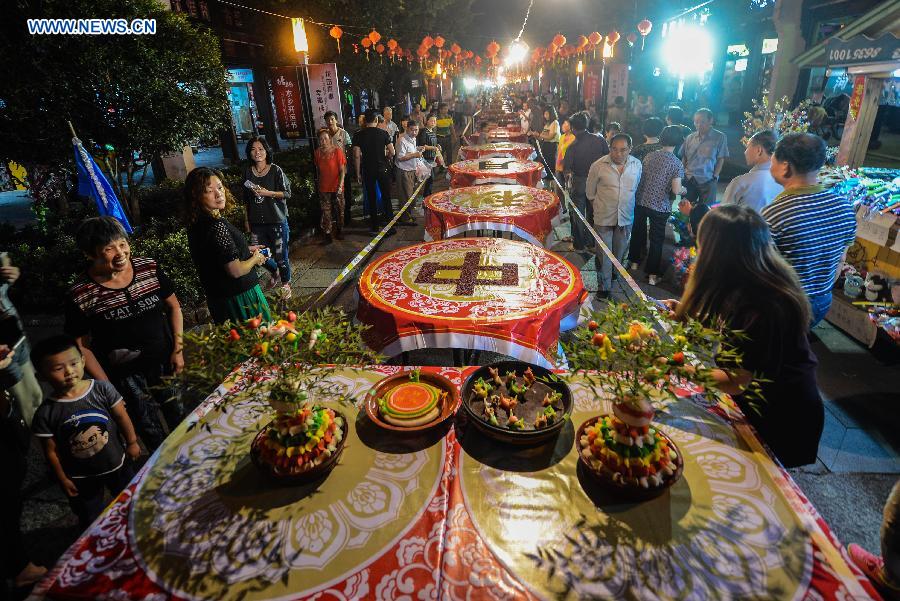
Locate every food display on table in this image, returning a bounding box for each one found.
[462,361,573,444]
[365,370,460,431]
[576,414,683,500]
[251,405,348,482]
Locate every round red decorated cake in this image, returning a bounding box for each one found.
[378,380,445,427]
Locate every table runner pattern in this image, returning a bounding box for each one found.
[423,185,560,247]
[458,143,535,161]
[30,366,881,600]
[356,238,585,367]
[449,159,543,188]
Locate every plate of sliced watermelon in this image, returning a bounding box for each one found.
[365,370,460,432]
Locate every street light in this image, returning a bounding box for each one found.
[505,40,529,66]
[291,18,309,53]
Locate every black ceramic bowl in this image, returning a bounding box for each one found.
[461,360,573,445]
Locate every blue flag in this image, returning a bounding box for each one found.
[72,137,133,233]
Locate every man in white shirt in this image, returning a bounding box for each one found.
[394,120,427,225]
[720,130,783,213]
[586,133,643,299]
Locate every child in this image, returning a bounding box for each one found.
[31,335,140,528]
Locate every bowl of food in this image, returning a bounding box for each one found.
[461,361,573,445]
[365,370,460,432]
[250,405,348,483]
[576,414,683,501]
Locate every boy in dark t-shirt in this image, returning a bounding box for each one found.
[31,336,139,528]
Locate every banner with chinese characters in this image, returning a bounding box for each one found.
[306,63,343,132]
[607,63,629,105]
[272,67,304,139]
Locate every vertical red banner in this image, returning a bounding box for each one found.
[583,64,601,106]
[272,67,304,139]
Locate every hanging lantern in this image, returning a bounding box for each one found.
[423,35,434,49]
[434,35,445,48]
[607,30,620,45]
[387,38,398,51]
[588,31,602,46]
[626,32,638,46]
[451,43,461,55]
[637,19,653,50]
[466,50,474,59]
[486,40,500,57]
[577,35,589,51]
[329,25,343,53]
[475,55,482,65]
[368,29,381,45]
[376,43,385,53]
[552,33,566,48]
[361,36,372,61]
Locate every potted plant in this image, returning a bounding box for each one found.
[561,300,756,496]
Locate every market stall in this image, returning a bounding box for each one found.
[356,237,585,367]
[822,166,900,346]
[423,184,560,246]
[29,364,880,600]
[449,158,544,188]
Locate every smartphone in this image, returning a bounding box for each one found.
[260,248,271,258]
[0,252,10,268]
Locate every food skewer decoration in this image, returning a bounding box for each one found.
[579,416,679,490]
[472,367,564,431]
[257,405,345,476]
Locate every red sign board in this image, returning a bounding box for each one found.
[272,67,304,139]
[583,64,601,106]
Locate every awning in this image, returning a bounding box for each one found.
[793,0,900,68]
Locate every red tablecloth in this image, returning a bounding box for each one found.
[356,237,586,366]
[487,127,528,143]
[449,158,544,188]
[459,142,535,161]
[28,365,883,601]
[424,185,560,247]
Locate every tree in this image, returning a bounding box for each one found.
[0,0,229,223]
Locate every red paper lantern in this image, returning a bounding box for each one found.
[422,35,434,48]
[376,43,385,54]
[588,31,602,46]
[368,29,381,45]
[577,35,589,50]
[626,33,637,46]
[416,46,427,58]
[451,43,461,55]
[486,40,500,57]
[434,35,445,48]
[607,30,620,45]
[466,50,474,59]
[361,37,372,48]
[387,38,398,51]
[329,26,343,53]
[552,33,566,48]
[475,55,482,65]
[637,19,653,36]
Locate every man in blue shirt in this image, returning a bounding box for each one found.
[680,108,728,206]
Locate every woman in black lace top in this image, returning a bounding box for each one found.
[184,167,271,324]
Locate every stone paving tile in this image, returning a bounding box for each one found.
[829,428,900,473]
[818,407,847,469]
[297,269,344,288]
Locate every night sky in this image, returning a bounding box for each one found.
[462,0,651,52]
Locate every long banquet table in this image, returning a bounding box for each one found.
[29,365,881,600]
